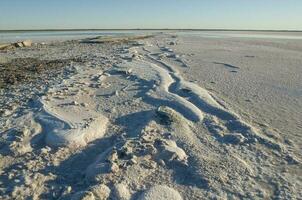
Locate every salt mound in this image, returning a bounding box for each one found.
[157,106,190,125]
[44,115,108,147]
[139,185,182,200]
[155,139,188,164]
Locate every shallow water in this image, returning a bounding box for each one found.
[178,31,302,40]
[0,30,156,43]
[1,30,302,43]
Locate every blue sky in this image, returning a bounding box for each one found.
[0,0,301,30]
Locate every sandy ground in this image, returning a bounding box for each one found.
[0,32,301,200]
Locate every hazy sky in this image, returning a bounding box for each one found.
[0,0,301,30]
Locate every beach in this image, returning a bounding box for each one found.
[0,31,301,199]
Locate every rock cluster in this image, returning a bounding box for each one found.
[15,40,32,47]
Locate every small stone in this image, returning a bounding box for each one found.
[14,179,21,183]
[62,186,73,196]
[8,173,14,179]
[22,40,32,47]
[141,135,153,143]
[71,101,79,106]
[67,186,72,193]
[126,68,133,75]
[158,159,165,167]
[129,156,137,165]
[15,42,24,47]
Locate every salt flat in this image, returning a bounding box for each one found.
[0,31,301,199]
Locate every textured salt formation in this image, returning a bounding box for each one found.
[37,80,109,147]
[34,60,111,148]
[116,60,204,122]
[157,106,192,125]
[1,112,42,155]
[85,147,116,182]
[145,49,282,149]
[85,117,188,199]
[155,139,188,164]
[147,51,236,116]
[0,33,301,200]
[42,112,108,147]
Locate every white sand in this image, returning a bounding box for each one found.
[0,32,301,199]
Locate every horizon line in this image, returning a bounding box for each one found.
[0,28,302,32]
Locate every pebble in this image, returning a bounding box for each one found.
[158,159,166,167]
[62,186,73,196]
[71,101,79,106]
[66,186,72,192]
[126,68,133,75]
[141,135,153,143]
[14,179,21,183]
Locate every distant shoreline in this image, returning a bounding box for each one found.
[0,29,302,33]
